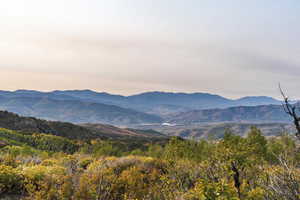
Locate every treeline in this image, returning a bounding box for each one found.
[0,127,300,199]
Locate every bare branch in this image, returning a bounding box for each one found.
[279,84,300,140]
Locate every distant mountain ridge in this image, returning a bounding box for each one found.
[0,90,282,116]
[53,90,282,109]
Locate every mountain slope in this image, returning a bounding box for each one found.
[0,110,98,139]
[52,89,126,104]
[0,110,164,140]
[127,92,233,111]
[81,123,165,138]
[127,92,282,113]
[167,105,292,124]
[235,96,281,106]
[0,97,162,125]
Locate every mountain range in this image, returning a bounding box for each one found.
[0,90,282,109]
[0,89,289,125]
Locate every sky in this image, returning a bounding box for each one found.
[1,0,300,99]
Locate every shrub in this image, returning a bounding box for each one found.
[0,164,23,195]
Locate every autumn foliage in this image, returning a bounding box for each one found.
[0,127,299,199]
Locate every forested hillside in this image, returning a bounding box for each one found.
[0,125,299,199]
[0,99,299,200]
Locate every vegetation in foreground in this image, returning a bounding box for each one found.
[0,127,299,200]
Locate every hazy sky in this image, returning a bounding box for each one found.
[1,0,300,99]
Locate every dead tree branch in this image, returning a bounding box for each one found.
[279,84,300,140]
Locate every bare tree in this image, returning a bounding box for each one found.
[264,154,300,200]
[279,84,300,140]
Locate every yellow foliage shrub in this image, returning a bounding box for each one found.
[0,164,23,195]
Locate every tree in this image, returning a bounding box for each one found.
[279,85,300,140]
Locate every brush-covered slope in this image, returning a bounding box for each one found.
[0,127,79,153]
[0,111,164,140]
[0,110,100,140]
[81,123,166,138]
